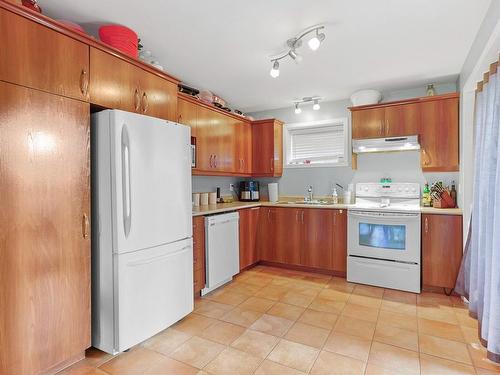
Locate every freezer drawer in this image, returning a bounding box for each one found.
[93,238,193,354]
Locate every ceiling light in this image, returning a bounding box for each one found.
[268,25,325,76]
[308,30,326,51]
[294,103,302,114]
[313,99,320,110]
[270,60,280,78]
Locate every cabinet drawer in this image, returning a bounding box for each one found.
[0,8,90,101]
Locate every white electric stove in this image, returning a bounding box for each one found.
[347,182,421,293]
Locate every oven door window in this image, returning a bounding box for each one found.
[359,223,406,250]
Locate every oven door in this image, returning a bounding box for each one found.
[348,210,420,264]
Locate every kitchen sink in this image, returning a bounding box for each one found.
[289,200,331,205]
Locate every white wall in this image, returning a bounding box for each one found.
[249,83,459,198]
[459,1,500,242]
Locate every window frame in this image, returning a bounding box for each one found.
[283,117,350,169]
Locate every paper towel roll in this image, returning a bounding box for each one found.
[268,183,279,203]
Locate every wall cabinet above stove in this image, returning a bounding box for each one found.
[349,93,459,172]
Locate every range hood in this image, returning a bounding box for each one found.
[352,135,420,154]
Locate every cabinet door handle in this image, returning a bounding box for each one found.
[267,209,271,222]
[142,92,149,113]
[209,154,213,168]
[295,210,299,222]
[424,217,429,234]
[270,158,274,172]
[385,119,389,135]
[82,213,89,239]
[214,154,217,168]
[380,121,384,136]
[79,69,88,97]
[301,211,304,224]
[134,89,141,112]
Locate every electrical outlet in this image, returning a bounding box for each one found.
[229,184,234,192]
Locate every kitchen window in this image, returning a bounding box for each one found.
[284,118,349,168]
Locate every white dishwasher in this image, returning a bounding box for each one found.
[201,212,240,295]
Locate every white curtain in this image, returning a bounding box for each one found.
[458,65,500,362]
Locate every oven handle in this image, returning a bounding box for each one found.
[348,210,420,219]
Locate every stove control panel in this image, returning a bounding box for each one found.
[356,182,420,198]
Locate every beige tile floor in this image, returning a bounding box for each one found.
[62,266,500,375]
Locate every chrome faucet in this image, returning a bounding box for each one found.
[306,185,313,202]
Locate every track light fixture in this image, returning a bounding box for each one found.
[269,25,326,78]
[293,97,322,114]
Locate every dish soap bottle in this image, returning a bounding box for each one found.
[332,187,339,204]
[422,183,431,207]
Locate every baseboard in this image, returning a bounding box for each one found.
[258,261,346,278]
[40,351,85,375]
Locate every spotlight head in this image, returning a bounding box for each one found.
[270,60,280,78]
[308,29,325,51]
[294,103,302,114]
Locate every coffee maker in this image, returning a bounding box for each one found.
[239,181,260,202]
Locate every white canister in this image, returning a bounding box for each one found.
[192,193,200,207]
[343,191,352,205]
[200,192,209,206]
[268,183,279,203]
[209,192,217,205]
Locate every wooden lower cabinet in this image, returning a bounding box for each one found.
[332,209,348,274]
[257,207,277,261]
[193,216,206,295]
[239,207,260,269]
[301,209,335,269]
[422,214,463,289]
[0,81,91,375]
[255,207,346,273]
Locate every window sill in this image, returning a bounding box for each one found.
[284,162,349,169]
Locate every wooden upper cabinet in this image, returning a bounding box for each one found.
[384,102,419,137]
[235,121,252,175]
[419,96,459,171]
[252,119,284,177]
[351,103,419,139]
[89,47,142,112]
[177,97,198,134]
[351,107,385,139]
[422,214,463,289]
[0,81,91,375]
[0,7,90,101]
[332,209,347,274]
[140,70,177,121]
[89,47,177,121]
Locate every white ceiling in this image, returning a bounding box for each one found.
[40,0,491,112]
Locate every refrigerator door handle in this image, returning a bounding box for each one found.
[122,124,132,237]
[126,245,191,267]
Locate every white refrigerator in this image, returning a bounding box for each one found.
[91,110,193,354]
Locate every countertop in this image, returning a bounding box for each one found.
[192,201,463,216]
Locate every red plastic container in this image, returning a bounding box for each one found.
[99,25,138,58]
